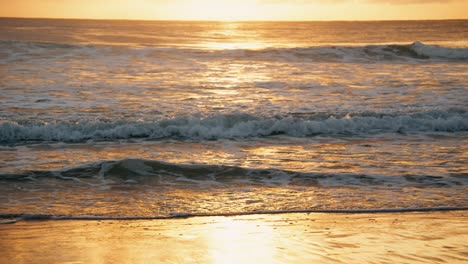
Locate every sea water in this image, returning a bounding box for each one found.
[0,18,467,219]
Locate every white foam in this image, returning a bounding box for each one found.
[411,41,468,60]
[1,112,466,143]
[2,40,467,64]
[2,207,468,222]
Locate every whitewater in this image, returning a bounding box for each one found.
[0,18,467,219]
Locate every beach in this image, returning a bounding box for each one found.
[1,18,467,263]
[1,211,467,264]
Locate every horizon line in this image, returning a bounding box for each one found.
[1,16,467,23]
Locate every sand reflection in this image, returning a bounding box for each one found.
[1,212,466,264]
[207,218,276,263]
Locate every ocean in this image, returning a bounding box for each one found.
[0,18,467,220]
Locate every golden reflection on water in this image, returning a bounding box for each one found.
[2,212,466,264]
[203,41,266,50]
[199,22,267,50]
[207,218,276,264]
[4,136,466,178]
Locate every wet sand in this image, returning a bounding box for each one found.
[1,211,467,263]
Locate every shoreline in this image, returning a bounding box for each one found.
[1,206,467,222]
[1,211,466,263]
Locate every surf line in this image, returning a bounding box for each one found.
[1,206,467,223]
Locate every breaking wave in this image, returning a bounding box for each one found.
[1,158,466,220]
[1,158,466,188]
[1,111,467,143]
[1,40,467,63]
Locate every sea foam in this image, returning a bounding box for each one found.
[2,158,465,188]
[411,41,468,60]
[2,40,467,63]
[1,111,466,143]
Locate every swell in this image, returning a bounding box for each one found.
[1,111,467,143]
[1,40,467,62]
[1,158,466,188]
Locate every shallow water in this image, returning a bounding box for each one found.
[1,212,467,264]
[0,18,467,218]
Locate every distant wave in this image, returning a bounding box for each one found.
[410,41,468,60]
[1,158,465,188]
[246,42,468,62]
[1,111,466,143]
[1,40,467,62]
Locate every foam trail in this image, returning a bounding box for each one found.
[2,40,467,63]
[411,41,468,60]
[1,111,467,143]
[1,207,467,223]
[1,158,465,188]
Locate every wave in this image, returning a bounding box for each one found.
[2,159,466,220]
[1,40,467,63]
[1,111,467,143]
[1,158,466,188]
[247,41,468,62]
[410,41,468,60]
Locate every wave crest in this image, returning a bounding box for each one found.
[1,111,466,143]
[2,158,465,188]
[1,40,467,62]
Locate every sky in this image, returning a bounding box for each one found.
[1,0,467,21]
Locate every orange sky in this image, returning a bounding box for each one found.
[1,0,467,21]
